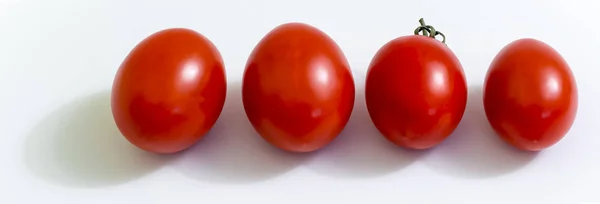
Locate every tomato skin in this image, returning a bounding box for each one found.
[242,23,355,153]
[365,35,467,150]
[483,38,577,151]
[111,28,226,154]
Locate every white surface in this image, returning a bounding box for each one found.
[1,0,600,203]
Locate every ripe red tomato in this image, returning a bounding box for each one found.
[242,23,355,153]
[365,19,467,150]
[483,38,578,151]
[111,28,227,154]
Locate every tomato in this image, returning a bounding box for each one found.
[483,38,578,151]
[365,18,467,150]
[242,23,355,153]
[111,28,227,154]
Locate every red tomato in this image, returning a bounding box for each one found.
[365,19,467,150]
[483,38,578,151]
[242,23,355,153]
[111,28,227,154]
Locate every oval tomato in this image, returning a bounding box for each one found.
[111,28,227,154]
[242,23,355,153]
[365,19,467,150]
[483,38,578,151]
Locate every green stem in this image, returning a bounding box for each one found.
[413,18,446,44]
[418,18,429,36]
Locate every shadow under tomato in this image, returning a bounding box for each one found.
[306,74,424,179]
[173,81,309,184]
[422,85,538,179]
[22,91,168,188]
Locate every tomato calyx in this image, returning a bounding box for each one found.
[413,18,446,44]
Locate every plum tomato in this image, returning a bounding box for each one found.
[365,18,468,150]
[111,28,227,154]
[242,22,355,153]
[483,38,578,151]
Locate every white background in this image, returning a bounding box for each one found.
[1,0,599,203]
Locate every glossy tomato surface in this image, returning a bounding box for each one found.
[484,38,578,151]
[111,28,227,154]
[242,23,355,153]
[365,35,467,150]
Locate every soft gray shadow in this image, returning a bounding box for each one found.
[22,91,168,188]
[173,81,309,184]
[306,82,423,179]
[423,85,538,179]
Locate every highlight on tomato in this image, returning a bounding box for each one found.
[483,38,578,151]
[111,28,227,154]
[242,22,355,153]
[365,18,468,150]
